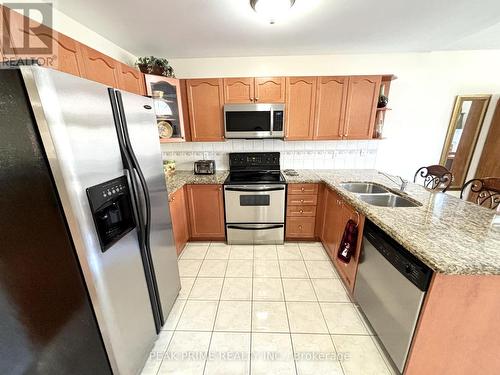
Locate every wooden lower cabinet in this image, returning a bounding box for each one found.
[186,184,225,240]
[286,183,319,240]
[286,217,316,239]
[320,185,364,292]
[168,187,189,256]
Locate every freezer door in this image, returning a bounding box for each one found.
[21,66,157,375]
[117,90,181,324]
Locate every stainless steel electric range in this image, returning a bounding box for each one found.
[224,152,286,245]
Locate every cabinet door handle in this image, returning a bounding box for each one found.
[299,210,304,214]
[301,187,305,192]
[300,199,304,203]
[255,97,259,102]
[298,225,303,229]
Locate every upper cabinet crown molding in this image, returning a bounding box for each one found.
[223,77,285,103]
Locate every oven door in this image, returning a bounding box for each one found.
[224,184,286,223]
[224,104,284,139]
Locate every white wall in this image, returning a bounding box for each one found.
[169,51,500,180]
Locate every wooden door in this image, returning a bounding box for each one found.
[186,79,225,141]
[80,45,121,87]
[285,77,317,140]
[344,75,381,139]
[169,187,189,256]
[224,77,254,103]
[314,76,348,140]
[474,100,500,180]
[118,63,145,95]
[255,77,285,103]
[186,184,225,240]
[4,7,86,76]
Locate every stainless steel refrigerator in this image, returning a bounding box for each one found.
[0,66,180,375]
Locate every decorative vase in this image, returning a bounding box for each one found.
[377,84,388,108]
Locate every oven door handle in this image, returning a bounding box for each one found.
[225,186,285,192]
[227,225,284,231]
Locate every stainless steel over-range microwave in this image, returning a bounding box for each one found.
[224,103,285,139]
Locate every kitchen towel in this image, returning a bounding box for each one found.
[337,219,358,264]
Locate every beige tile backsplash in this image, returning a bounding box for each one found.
[160,139,379,170]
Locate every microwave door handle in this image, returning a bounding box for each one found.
[270,106,274,136]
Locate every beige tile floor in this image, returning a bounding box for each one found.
[141,242,397,375]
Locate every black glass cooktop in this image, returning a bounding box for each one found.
[224,170,286,185]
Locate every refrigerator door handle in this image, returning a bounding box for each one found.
[107,88,145,245]
[108,88,162,332]
[114,90,165,329]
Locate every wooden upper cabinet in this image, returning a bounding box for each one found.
[224,77,254,103]
[80,45,121,87]
[186,79,225,141]
[117,63,145,95]
[285,77,317,140]
[254,77,285,103]
[314,76,348,140]
[145,75,185,141]
[3,7,86,76]
[186,184,225,240]
[344,75,381,139]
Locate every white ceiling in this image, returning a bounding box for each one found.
[54,0,500,58]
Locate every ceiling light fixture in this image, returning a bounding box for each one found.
[250,0,296,24]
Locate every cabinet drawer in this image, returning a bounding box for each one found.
[286,205,317,217]
[287,194,318,206]
[288,184,319,195]
[286,217,316,238]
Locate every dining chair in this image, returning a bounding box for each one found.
[414,165,453,192]
[460,177,500,210]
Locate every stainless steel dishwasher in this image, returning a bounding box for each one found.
[354,220,433,373]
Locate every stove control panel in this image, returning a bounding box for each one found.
[229,152,280,171]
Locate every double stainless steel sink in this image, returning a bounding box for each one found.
[340,182,422,208]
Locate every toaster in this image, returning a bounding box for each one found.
[194,160,216,175]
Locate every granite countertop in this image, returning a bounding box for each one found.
[165,169,500,275]
[286,169,500,276]
[165,170,229,195]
